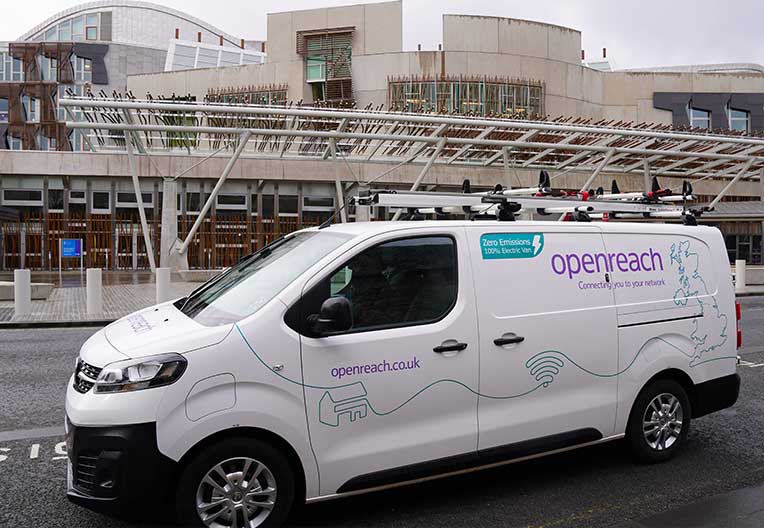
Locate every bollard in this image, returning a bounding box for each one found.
[156,267,171,304]
[735,259,747,292]
[14,269,32,316]
[86,268,103,314]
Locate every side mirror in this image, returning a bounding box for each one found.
[309,297,353,335]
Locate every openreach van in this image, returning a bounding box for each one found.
[65,191,741,527]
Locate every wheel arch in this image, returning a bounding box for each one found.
[169,426,308,506]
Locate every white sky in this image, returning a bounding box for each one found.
[2,0,762,70]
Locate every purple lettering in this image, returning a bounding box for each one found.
[565,254,581,279]
[651,248,664,271]
[551,254,566,275]
[616,253,629,272]
[581,253,595,273]
[640,251,652,271]
[594,253,610,273]
[628,252,641,272]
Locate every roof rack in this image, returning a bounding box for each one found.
[357,176,704,226]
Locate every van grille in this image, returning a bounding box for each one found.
[73,359,102,394]
[74,453,99,493]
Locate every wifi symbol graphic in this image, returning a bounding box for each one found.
[525,352,566,387]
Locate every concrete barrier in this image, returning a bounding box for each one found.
[156,267,171,304]
[0,281,53,301]
[14,269,31,316]
[735,260,747,292]
[86,268,103,314]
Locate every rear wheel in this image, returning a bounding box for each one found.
[177,437,295,528]
[626,379,691,463]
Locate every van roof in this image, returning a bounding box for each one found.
[308,220,717,238]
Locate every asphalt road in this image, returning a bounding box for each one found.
[1,297,763,528]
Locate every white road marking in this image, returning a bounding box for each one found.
[739,360,764,368]
[52,441,67,460]
[0,447,9,463]
[30,443,40,459]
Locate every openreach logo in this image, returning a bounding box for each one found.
[551,248,664,279]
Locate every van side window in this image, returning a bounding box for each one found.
[299,236,458,335]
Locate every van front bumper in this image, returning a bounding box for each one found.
[66,418,177,517]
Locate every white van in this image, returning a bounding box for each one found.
[66,219,741,527]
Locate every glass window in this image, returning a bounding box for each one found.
[186,192,201,212]
[689,107,711,129]
[72,17,84,40]
[300,236,458,334]
[45,27,57,41]
[279,195,298,214]
[92,191,110,210]
[304,196,334,208]
[11,57,22,81]
[58,20,71,41]
[262,195,274,217]
[250,195,258,213]
[217,194,246,206]
[4,190,42,202]
[729,108,750,133]
[0,98,8,122]
[117,192,152,204]
[179,231,352,326]
[306,57,326,82]
[86,26,98,40]
[86,13,99,26]
[70,190,85,200]
[48,189,64,210]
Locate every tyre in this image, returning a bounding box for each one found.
[626,378,691,463]
[176,437,295,528]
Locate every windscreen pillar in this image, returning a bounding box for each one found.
[160,179,186,271]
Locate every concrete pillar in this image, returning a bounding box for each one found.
[156,267,171,304]
[42,176,48,270]
[19,224,26,269]
[131,226,138,270]
[14,269,31,316]
[86,268,103,314]
[160,179,179,268]
[736,260,747,292]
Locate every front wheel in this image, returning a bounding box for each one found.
[176,437,295,528]
[626,379,691,463]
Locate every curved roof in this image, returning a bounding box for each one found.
[18,1,241,46]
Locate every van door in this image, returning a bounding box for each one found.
[467,226,619,452]
[296,228,479,495]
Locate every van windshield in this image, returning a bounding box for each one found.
[179,231,352,326]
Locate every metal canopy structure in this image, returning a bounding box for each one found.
[58,97,764,269]
[60,97,764,178]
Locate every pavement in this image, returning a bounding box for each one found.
[0,298,763,528]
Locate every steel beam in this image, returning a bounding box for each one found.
[392,137,447,221]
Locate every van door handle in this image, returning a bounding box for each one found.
[433,342,468,353]
[494,334,525,346]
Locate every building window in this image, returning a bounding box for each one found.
[279,195,298,215]
[217,194,246,207]
[48,189,64,210]
[69,190,86,201]
[728,107,750,133]
[58,19,71,41]
[117,192,153,205]
[85,14,99,40]
[186,192,201,212]
[689,106,711,129]
[304,196,334,209]
[4,190,42,202]
[306,57,326,82]
[262,195,274,217]
[388,76,544,118]
[220,51,240,66]
[72,16,84,41]
[0,98,8,122]
[726,234,762,265]
[44,27,57,41]
[92,191,110,211]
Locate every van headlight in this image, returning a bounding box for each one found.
[94,353,187,394]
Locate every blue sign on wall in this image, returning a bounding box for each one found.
[61,239,82,258]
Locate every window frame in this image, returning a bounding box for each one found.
[728,106,750,133]
[688,105,711,129]
[287,234,459,337]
